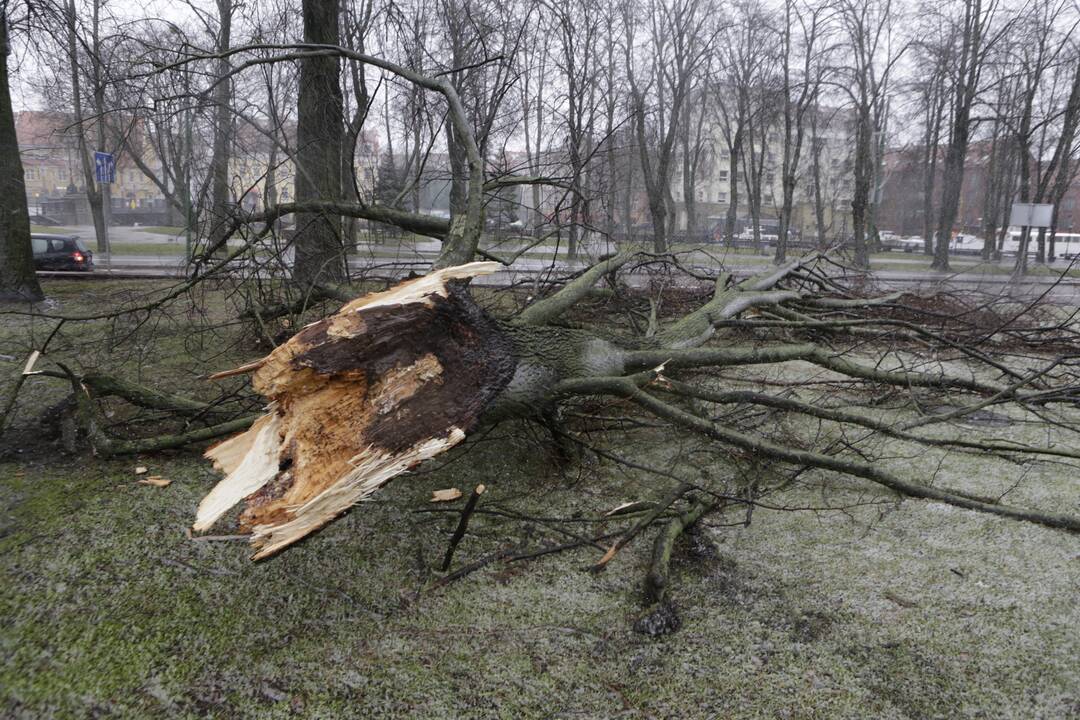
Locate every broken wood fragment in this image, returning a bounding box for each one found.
[430,488,463,503]
[138,476,172,488]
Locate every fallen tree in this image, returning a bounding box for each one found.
[9,41,1080,632]
[181,254,1080,568]
[11,245,1080,632]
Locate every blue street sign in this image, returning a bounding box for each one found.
[94,151,115,184]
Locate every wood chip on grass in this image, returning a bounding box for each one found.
[138,476,172,488]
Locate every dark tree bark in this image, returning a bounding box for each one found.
[0,13,43,301]
[918,48,948,256]
[293,0,346,287]
[205,0,235,258]
[723,131,741,246]
[809,110,828,247]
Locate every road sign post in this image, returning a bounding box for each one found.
[1009,203,1053,228]
[93,151,115,184]
[93,151,114,263]
[1009,203,1055,274]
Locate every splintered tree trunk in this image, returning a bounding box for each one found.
[293,0,345,287]
[0,17,43,301]
[196,261,642,558]
[196,263,519,557]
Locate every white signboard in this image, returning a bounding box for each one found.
[1009,203,1054,228]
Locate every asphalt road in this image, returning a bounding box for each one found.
[37,227,1080,303]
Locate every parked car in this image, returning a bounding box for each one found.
[893,236,926,253]
[951,234,986,255]
[31,234,93,271]
[878,231,902,250]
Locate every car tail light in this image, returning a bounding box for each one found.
[72,252,84,263]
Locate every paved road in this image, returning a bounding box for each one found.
[38,249,1080,304]
[40,225,1080,302]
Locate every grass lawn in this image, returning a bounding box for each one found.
[30,225,78,234]
[0,279,1077,718]
[107,242,188,256]
[133,226,187,236]
[871,260,1080,278]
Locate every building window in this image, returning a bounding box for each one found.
[717,192,727,203]
[718,170,728,181]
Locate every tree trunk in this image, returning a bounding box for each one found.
[851,107,872,269]
[293,0,346,288]
[920,92,943,257]
[206,0,234,257]
[724,131,741,246]
[0,16,43,301]
[928,139,963,272]
[810,118,827,248]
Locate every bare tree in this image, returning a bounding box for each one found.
[203,0,239,258]
[624,0,715,252]
[980,77,1022,260]
[909,10,952,256]
[1004,0,1076,273]
[774,0,830,263]
[548,0,603,257]
[714,2,764,247]
[678,68,713,242]
[931,0,1011,272]
[835,0,905,269]
[1046,51,1080,259]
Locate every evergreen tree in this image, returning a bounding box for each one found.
[373,153,406,208]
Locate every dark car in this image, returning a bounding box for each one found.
[32,234,93,271]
